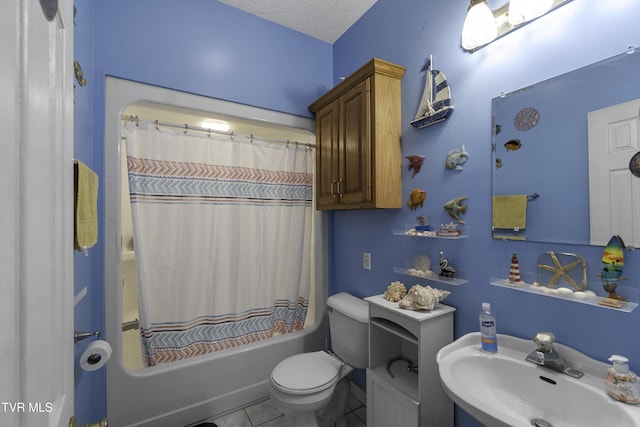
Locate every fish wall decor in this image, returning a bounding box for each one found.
[445,145,470,171]
[504,139,521,151]
[407,188,427,211]
[405,155,425,178]
[443,196,468,223]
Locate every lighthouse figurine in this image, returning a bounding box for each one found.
[509,253,521,283]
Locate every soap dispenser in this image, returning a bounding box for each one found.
[605,355,640,404]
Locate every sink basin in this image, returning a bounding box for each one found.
[437,332,640,427]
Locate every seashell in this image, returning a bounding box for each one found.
[384,281,407,302]
[556,287,573,296]
[583,290,597,298]
[398,285,450,311]
[573,291,587,299]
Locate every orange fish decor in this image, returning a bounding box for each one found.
[407,188,426,211]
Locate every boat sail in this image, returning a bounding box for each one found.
[411,55,454,128]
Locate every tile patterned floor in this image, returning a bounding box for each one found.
[190,385,366,427]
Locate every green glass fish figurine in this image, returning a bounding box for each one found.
[407,188,426,211]
[443,196,468,224]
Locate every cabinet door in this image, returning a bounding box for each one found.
[339,78,372,206]
[315,102,340,209]
[367,369,420,427]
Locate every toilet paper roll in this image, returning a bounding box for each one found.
[80,340,112,371]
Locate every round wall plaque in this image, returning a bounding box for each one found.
[514,107,540,131]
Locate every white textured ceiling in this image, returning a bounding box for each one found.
[218,0,378,44]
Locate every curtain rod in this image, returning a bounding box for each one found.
[121,114,315,149]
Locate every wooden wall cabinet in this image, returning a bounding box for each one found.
[309,58,405,210]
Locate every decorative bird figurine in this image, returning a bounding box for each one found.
[407,188,427,211]
[443,196,468,224]
[439,250,456,278]
[405,155,425,178]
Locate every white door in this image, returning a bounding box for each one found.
[0,1,74,427]
[588,98,640,247]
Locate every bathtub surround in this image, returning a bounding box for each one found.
[105,78,328,427]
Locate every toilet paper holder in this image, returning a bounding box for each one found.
[74,330,101,343]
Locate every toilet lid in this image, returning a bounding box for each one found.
[271,351,345,395]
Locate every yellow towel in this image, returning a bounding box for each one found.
[492,195,527,230]
[74,160,99,252]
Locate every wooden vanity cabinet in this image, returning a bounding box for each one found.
[309,58,405,210]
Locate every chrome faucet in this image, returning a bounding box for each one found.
[525,332,584,378]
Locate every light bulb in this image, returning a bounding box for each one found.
[461,1,497,51]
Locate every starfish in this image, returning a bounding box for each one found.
[537,252,584,290]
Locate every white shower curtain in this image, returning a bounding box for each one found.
[123,122,314,366]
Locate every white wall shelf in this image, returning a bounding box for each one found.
[393,267,468,286]
[489,274,638,313]
[393,227,469,239]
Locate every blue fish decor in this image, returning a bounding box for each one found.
[445,145,470,171]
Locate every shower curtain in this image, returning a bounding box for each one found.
[123,122,314,366]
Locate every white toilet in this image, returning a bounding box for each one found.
[270,292,369,427]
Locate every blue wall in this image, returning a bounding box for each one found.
[331,1,640,425]
[93,0,332,117]
[73,1,106,425]
[77,0,640,426]
[75,0,332,424]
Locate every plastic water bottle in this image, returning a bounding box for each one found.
[479,302,498,352]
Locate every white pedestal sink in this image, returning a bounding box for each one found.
[437,332,640,427]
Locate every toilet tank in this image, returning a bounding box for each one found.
[327,292,369,369]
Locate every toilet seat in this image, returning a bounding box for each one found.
[271,351,345,395]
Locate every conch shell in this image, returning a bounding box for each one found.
[398,285,450,311]
[384,281,407,302]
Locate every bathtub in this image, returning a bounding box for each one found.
[105,77,326,427]
[106,295,327,427]
[107,178,327,427]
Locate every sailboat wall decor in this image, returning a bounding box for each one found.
[411,55,454,129]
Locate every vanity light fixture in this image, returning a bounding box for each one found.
[461,0,574,51]
[461,0,497,51]
[508,0,554,25]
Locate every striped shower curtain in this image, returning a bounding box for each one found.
[123,121,314,367]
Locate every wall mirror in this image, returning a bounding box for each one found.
[491,48,640,246]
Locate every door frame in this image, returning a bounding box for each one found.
[0,1,74,426]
